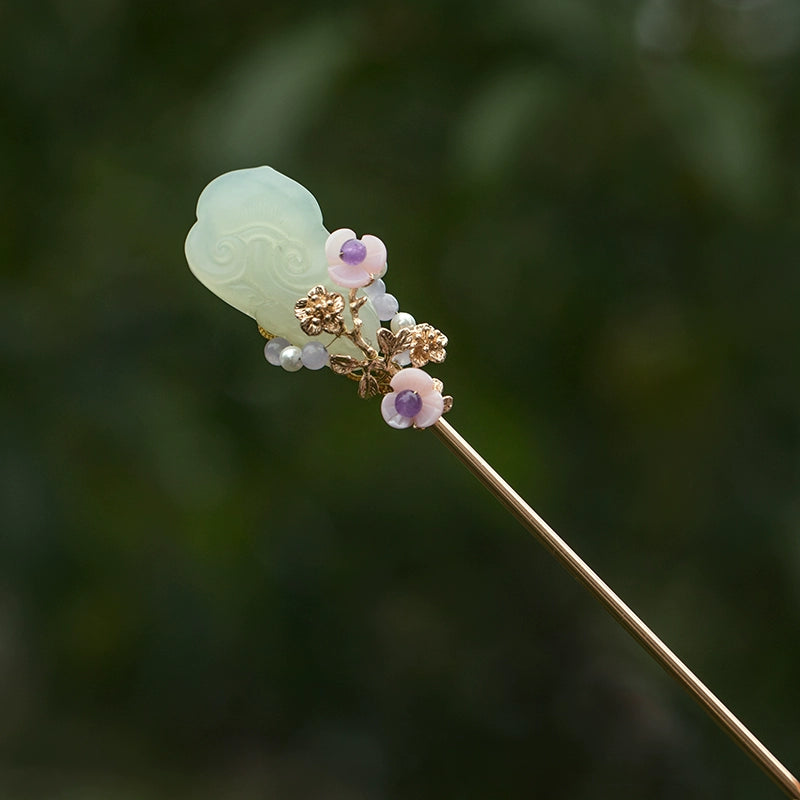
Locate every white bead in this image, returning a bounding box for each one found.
[393,350,412,367]
[390,312,416,333]
[372,292,399,321]
[301,341,329,370]
[279,345,303,372]
[264,337,290,365]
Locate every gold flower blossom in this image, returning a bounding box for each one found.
[407,323,447,367]
[288,259,453,428]
[294,285,345,336]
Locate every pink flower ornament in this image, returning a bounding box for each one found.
[325,228,387,288]
[381,368,444,429]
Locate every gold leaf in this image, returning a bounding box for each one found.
[358,373,380,398]
[394,328,412,350]
[442,395,454,414]
[329,355,361,375]
[370,366,393,395]
[376,327,397,357]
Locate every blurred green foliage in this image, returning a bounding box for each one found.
[1,0,799,797]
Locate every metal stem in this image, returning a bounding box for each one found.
[431,417,800,799]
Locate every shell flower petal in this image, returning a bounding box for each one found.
[328,261,372,288]
[381,393,415,429]
[414,392,444,429]
[325,229,387,288]
[382,367,445,430]
[389,367,435,394]
[325,229,356,263]
[360,234,387,273]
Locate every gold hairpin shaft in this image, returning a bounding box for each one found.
[431,418,800,799]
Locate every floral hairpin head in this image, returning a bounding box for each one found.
[185,166,452,429]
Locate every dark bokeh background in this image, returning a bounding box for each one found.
[2,1,799,797]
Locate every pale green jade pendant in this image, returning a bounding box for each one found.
[185,166,380,358]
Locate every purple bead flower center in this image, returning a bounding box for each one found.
[340,238,367,266]
[395,389,423,418]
